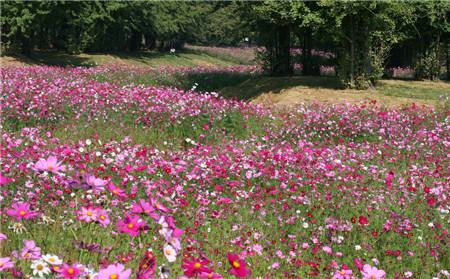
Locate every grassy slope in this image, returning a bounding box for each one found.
[0,50,238,67]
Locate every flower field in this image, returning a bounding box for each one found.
[1,66,449,278]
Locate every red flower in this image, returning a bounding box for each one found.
[227,253,251,278]
[359,216,369,226]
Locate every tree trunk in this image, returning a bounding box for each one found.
[349,15,355,87]
[446,39,450,80]
[272,25,292,76]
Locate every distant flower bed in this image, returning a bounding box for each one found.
[385,67,415,79]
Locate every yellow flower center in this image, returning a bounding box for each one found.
[49,257,55,262]
[127,223,134,229]
[341,271,346,275]
[232,260,240,268]
[110,274,118,279]
[54,266,60,270]
[113,189,119,194]
[37,264,43,270]
[100,215,105,220]
[48,165,54,171]
[371,276,376,279]
[19,210,26,216]
[67,268,74,275]
[24,253,30,258]
[194,262,202,269]
[87,211,93,217]
[0,262,3,267]
[165,249,171,255]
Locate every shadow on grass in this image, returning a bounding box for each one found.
[219,75,344,100]
[14,51,93,67]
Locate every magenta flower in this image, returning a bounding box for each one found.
[58,263,81,278]
[0,257,14,271]
[131,199,159,219]
[6,202,38,221]
[108,183,127,198]
[182,257,211,278]
[33,156,65,174]
[361,264,385,279]
[20,240,41,260]
[227,253,251,278]
[97,263,131,279]
[117,214,145,237]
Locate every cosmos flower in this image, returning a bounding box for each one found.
[332,269,353,279]
[20,240,41,260]
[58,263,81,278]
[0,257,14,271]
[117,214,145,237]
[361,264,385,279]
[181,257,211,278]
[77,206,97,223]
[97,263,131,279]
[95,208,111,227]
[163,244,177,263]
[42,254,63,265]
[31,260,51,277]
[6,202,38,221]
[227,253,251,278]
[33,156,65,174]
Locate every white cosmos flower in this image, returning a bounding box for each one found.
[302,222,309,228]
[163,244,177,262]
[31,260,50,277]
[42,254,63,265]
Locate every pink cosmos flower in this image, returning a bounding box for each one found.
[33,156,65,174]
[361,264,385,279]
[199,271,224,279]
[20,240,41,260]
[77,206,97,223]
[131,199,159,219]
[117,214,145,237]
[97,263,131,279]
[227,253,251,278]
[150,196,170,213]
[95,208,110,227]
[58,263,81,278]
[0,174,12,186]
[108,183,127,198]
[0,233,7,242]
[0,257,14,271]
[182,258,211,278]
[6,202,38,221]
[332,269,353,279]
[84,174,107,192]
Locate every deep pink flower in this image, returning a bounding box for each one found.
[97,263,131,279]
[6,202,38,221]
[182,258,212,278]
[227,253,251,278]
[33,156,65,174]
[58,263,81,278]
[361,264,385,279]
[108,183,127,198]
[117,214,145,236]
